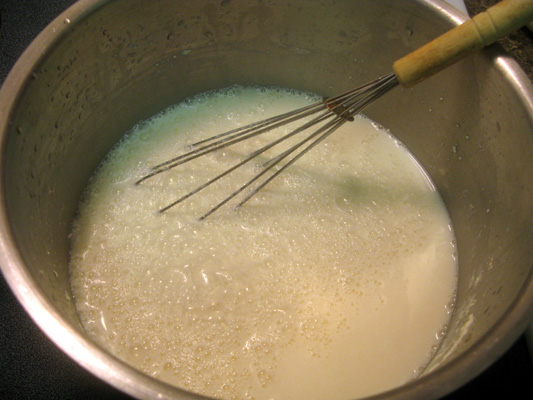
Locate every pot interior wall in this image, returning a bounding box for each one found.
[3,0,533,396]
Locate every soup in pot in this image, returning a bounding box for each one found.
[69,86,457,399]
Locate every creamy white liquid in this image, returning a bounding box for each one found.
[69,86,457,400]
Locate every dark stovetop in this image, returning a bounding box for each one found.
[0,1,532,399]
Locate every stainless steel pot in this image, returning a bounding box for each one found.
[1,0,532,399]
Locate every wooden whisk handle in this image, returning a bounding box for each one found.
[392,0,533,87]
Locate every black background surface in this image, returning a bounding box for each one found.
[1,1,532,399]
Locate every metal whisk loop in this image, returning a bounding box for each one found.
[198,115,348,220]
[157,108,334,216]
[137,73,399,218]
[135,101,327,185]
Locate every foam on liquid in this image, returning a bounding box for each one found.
[69,86,458,400]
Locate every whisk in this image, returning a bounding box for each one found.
[137,0,533,220]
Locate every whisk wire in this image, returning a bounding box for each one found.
[158,108,336,215]
[198,115,349,220]
[232,118,348,213]
[135,102,328,185]
[190,101,327,148]
[138,73,399,218]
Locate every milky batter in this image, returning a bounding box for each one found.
[69,86,458,400]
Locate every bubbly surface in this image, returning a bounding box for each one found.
[69,86,457,400]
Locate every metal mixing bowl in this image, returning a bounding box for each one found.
[1,0,532,399]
